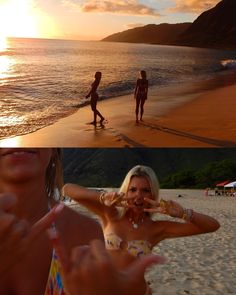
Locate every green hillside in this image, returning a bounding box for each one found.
[62,148,236,188]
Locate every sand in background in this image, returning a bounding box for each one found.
[69,189,236,295]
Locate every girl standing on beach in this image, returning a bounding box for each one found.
[86,71,105,125]
[134,70,149,123]
[0,150,162,295]
[63,165,220,295]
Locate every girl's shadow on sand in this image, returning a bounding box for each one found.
[140,121,236,147]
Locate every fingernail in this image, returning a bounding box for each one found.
[54,203,64,214]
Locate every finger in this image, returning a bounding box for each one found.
[29,203,64,243]
[75,244,98,279]
[127,254,166,280]
[0,193,17,212]
[0,213,17,239]
[9,219,29,241]
[120,200,129,207]
[71,245,90,267]
[1,220,29,254]
[110,193,124,205]
[144,198,159,206]
[90,239,111,266]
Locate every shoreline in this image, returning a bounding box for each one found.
[1,78,236,147]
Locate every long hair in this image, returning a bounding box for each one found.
[117,165,159,218]
[140,70,147,80]
[45,149,64,199]
[119,165,159,201]
[95,71,102,81]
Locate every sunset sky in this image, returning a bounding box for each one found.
[0,0,221,40]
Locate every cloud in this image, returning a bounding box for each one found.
[126,23,144,29]
[62,0,161,17]
[170,0,220,13]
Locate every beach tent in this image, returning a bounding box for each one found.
[224,181,236,188]
[216,180,230,187]
[214,180,231,196]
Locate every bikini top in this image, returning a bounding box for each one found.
[44,249,65,295]
[44,202,65,295]
[104,232,152,258]
[137,79,148,92]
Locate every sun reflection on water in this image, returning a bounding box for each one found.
[0,55,12,81]
[0,36,7,51]
[0,37,12,82]
[0,136,22,148]
[0,115,24,127]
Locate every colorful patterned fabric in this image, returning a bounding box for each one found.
[44,249,65,295]
[105,232,152,257]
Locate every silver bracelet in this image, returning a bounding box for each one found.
[182,208,194,222]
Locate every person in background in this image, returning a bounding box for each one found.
[63,165,220,294]
[86,71,105,125]
[134,70,149,123]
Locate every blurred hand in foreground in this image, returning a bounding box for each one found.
[0,193,63,276]
[48,232,166,295]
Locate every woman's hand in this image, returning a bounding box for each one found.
[48,232,166,295]
[0,193,63,276]
[100,192,126,207]
[144,198,184,218]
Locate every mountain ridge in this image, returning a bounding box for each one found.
[102,0,236,49]
[102,23,191,45]
[62,148,236,188]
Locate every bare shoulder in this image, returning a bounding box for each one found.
[56,205,104,250]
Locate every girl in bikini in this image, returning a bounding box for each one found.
[134,70,149,123]
[63,165,220,294]
[86,71,105,125]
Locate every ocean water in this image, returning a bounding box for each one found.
[1,37,236,139]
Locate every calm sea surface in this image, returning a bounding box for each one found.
[1,37,236,139]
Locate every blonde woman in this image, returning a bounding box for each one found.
[63,165,220,294]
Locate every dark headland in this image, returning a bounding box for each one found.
[102,0,236,50]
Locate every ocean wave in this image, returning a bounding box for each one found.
[221,59,236,70]
[1,38,236,139]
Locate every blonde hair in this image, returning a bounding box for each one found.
[116,165,159,219]
[119,165,159,201]
[45,149,64,199]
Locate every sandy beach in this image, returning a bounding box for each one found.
[69,189,236,295]
[1,81,236,147]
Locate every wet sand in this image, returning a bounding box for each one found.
[1,82,236,147]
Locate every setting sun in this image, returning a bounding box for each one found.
[0,0,57,39]
[0,0,39,38]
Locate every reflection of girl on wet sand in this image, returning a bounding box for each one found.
[134,70,148,123]
[86,71,105,125]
